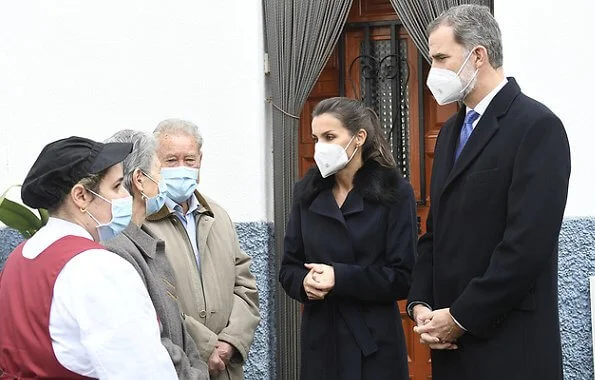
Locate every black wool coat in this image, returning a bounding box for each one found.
[279,160,417,380]
[408,78,571,380]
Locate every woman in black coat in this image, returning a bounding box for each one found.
[279,97,417,380]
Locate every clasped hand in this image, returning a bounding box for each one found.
[412,306,464,350]
[208,340,235,376]
[302,263,335,301]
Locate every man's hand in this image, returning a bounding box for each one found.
[412,304,432,326]
[412,304,443,347]
[302,263,334,300]
[413,308,463,350]
[208,347,226,376]
[216,341,235,365]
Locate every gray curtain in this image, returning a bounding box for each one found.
[263,1,353,379]
[389,0,492,63]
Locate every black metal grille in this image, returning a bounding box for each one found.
[347,24,410,178]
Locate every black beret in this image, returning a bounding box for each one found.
[21,136,132,209]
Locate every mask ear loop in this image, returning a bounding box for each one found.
[460,69,479,94]
[84,189,110,225]
[86,188,111,204]
[344,134,356,151]
[141,170,160,185]
[457,48,480,95]
[85,209,102,226]
[346,135,360,163]
[140,171,161,202]
[345,127,366,162]
[455,48,477,76]
[347,145,359,163]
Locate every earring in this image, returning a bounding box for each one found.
[80,207,86,213]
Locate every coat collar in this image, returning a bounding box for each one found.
[121,223,164,260]
[145,190,215,222]
[308,189,347,225]
[307,187,366,225]
[440,77,521,191]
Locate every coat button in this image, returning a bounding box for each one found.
[199,310,207,318]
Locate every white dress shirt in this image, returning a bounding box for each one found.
[21,217,177,379]
[466,77,508,128]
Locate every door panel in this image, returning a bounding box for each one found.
[298,49,341,176]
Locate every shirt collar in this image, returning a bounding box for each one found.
[467,77,508,116]
[45,217,94,239]
[165,193,200,216]
[22,217,95,258]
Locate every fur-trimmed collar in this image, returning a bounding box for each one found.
[295,160,407,207]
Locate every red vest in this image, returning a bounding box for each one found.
[0,235,102,379]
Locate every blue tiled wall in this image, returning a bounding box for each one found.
[558,218,595,380]
[235,222,276,380]
[0,228,24,268]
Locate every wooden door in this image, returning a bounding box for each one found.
[297,0,458,379]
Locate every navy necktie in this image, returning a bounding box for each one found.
[455,109,480,161]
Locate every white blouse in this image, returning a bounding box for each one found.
[20,217,177,379]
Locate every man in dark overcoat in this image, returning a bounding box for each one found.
[407,5,571,380]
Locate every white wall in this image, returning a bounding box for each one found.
[496,1,595,217]
[0,0,270,223]
[3,1,592,222]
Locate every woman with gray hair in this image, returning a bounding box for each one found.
[103,129,209,379]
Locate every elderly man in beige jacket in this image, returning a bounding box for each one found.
[144,119,260,380]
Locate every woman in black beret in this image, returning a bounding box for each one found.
[0,136,179,379]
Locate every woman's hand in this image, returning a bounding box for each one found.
[302,263,335,300]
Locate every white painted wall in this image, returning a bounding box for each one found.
[496,0,595,217]
[2,1,593,223]
[0,0,270,223]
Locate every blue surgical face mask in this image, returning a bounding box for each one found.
[141,171,167,216]
[86,190,133,242]
[160,166,199,204]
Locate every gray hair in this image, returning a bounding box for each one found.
[428,4,503,69]
[153,118,203,148]
[105,129,157,194]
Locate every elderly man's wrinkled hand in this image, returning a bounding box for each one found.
[208,347,226,376]
[216,341,235,365]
